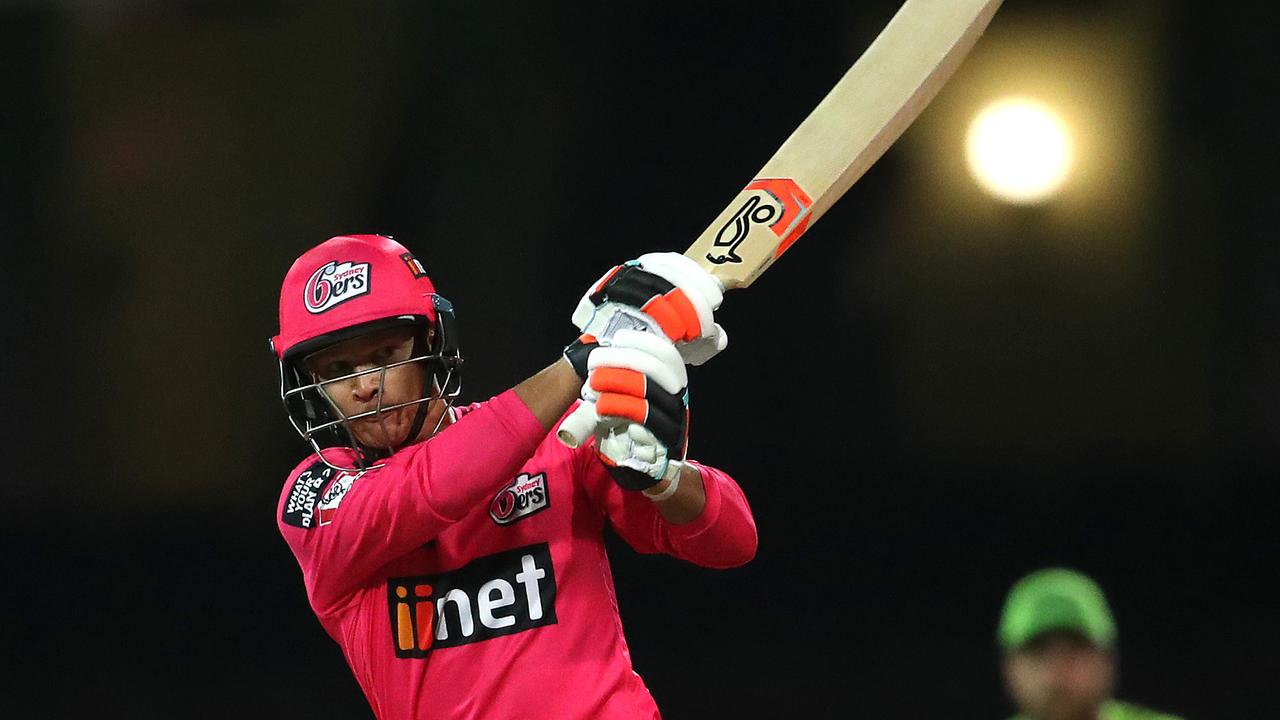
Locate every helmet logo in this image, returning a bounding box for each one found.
[304,260,371,314]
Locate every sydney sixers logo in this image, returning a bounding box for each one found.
[707,177,814,265]
[304,260,371,314]
[489,472,549,526]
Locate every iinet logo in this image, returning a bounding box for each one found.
[389,543,557,658]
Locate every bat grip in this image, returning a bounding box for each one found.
[556,401,598,448]
[710,273,726,296]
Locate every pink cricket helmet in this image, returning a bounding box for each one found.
[272,234,440,361]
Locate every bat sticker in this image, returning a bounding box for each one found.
[706,178,813,265]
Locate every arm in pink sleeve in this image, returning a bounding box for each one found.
[279,389,546,615]
[580,449,758,569]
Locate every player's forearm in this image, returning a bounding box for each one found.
[512,357,584,431]
[656,461,757,568]
[647,462,707,525]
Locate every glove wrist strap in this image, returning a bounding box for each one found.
[562,336,596,380]
[642,461,683,501]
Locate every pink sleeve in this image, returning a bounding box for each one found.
[278,389,546,615]
[579,447,758,569]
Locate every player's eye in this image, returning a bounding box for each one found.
[321,361,354,380]
[375,345,399,363]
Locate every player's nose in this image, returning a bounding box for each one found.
[350,366,383,403]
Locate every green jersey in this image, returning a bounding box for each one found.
[1009,700,1185,720]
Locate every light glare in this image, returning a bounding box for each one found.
[966,98,1073,204]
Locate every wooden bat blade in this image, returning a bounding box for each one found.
[685,0,1003,290]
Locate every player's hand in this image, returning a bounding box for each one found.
[557,331,689,488]
[572,252,728,366]
[596,420,684,492]
[584,330,688,490]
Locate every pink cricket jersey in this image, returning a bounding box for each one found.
[277,389,757,719]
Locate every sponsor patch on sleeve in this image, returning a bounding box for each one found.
[318,470,363,526]
[282,461,335,529]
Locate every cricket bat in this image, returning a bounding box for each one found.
[559,0,1003,447]
[688,0,1004,288]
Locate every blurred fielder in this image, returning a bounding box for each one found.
[998,568,1185,720]
[269,235,755,719]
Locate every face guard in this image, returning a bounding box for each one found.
[275,297,462,471]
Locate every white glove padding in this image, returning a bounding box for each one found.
[584,330,687,396]
[572,253,728,365]
[556,329,687,453]
[635,252,724,334]
[586,330,689,491]
[673,330,729,367]
[596,421,683,487]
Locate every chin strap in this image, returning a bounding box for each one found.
[383,354,459,457]
[403,394,433,447]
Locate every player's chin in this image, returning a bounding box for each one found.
[350,410,414,449]
[1038,696,1095,720]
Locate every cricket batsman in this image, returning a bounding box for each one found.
[270,234,757,719]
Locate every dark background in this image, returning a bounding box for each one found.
[2,1,1275,717]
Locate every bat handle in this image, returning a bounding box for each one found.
[556,401,598,448]
[711,273,726,295]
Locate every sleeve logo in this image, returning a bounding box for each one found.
[282,462,335,529]
[304,260,371,314]
[318,470,363,526]
[488,472,549,526]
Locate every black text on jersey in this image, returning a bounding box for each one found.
[282,461,334,529]
[388,543,558,659]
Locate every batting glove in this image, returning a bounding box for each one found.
[557,330,689,490]
[572,252,728,366]
[596,421,685,493]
